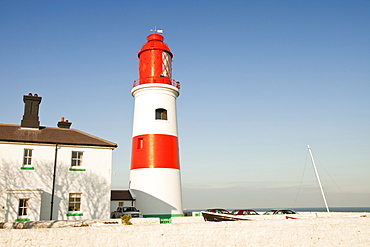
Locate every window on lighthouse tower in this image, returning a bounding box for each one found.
[155,108,167,120]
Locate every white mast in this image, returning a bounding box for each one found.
[307,145,331,216]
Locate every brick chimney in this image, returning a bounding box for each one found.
[21,93,42,128]
[57,117,72,129]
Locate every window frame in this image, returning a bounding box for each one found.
[161,51,172,78]
[137,138,144,150]
[23,149,33,167]
[71,151,83,167]
[68,193,82,212]
[18,198,29,216]
[155,108,168,120]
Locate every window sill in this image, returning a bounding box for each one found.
[15,218,30,221]
[67,213,83,216]
[69,167,86,171]
[20,167,34,170]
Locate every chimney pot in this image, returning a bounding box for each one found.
[57,118,72,129]
[61,117,65,122]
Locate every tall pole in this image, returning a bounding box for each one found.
[50,143,58,220]
[307,145,331,216]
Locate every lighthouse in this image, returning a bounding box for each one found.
[129,31,183,220]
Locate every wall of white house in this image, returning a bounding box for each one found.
[5,189,43,222]
[0,142,113,222]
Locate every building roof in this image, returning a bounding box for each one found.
[0,124,117,148]
[111,190,134,200]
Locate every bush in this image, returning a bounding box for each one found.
[120,215,132,225]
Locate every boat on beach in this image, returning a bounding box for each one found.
[201,211,252,222]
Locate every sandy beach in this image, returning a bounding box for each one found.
[1,212,369,246]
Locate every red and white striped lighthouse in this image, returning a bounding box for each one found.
[129,31,183,219]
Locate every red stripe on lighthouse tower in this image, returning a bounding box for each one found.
[129,31,183,220]
[131,134,179,169]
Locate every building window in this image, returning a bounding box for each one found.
[68,193,81,211]
[118,202,124,206]
[155,108,167,120]
[71,151,83,167]
[23,149,32,166]
[18,198,29,216]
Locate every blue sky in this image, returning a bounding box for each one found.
[1,0,369,209]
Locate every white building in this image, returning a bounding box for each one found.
[0,94,117,222]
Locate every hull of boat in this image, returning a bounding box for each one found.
[202,212,252,222]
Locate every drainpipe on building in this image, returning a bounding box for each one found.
[50,143,58,220]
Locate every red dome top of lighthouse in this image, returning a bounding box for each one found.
[138,34,173,57]
[135,33,176,86]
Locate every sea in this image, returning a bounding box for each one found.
[183,207,370,216]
